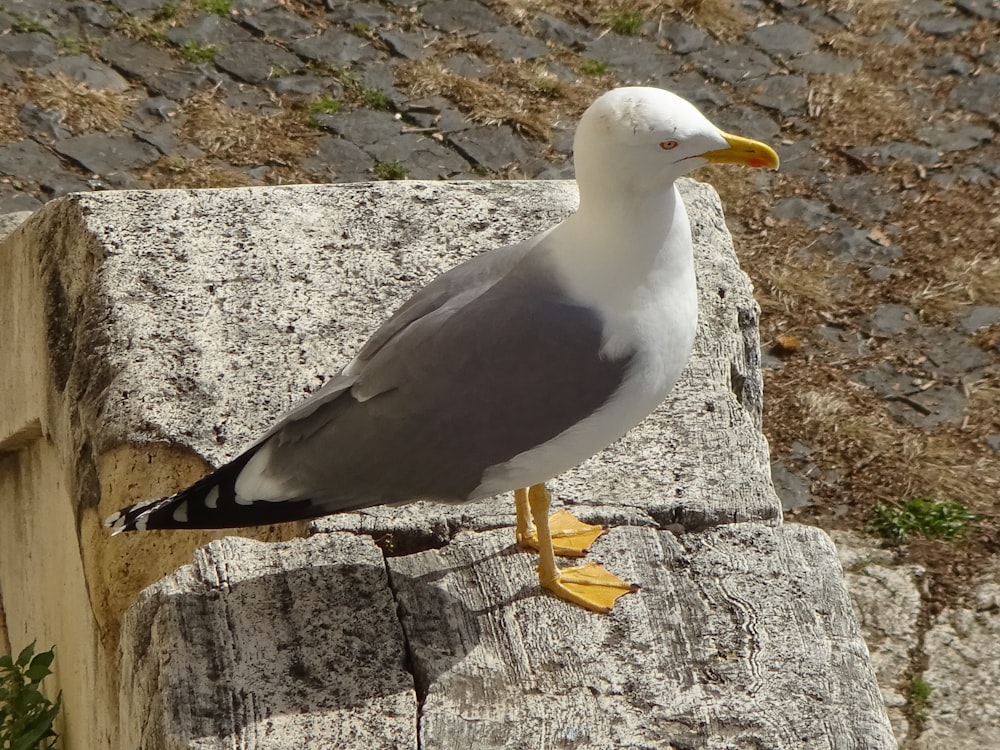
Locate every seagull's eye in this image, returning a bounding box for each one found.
[659,140,679,150]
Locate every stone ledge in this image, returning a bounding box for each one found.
[0,181,893,748]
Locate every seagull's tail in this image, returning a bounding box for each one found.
[103,446,314,534]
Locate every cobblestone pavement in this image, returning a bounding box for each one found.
[0,1,998,747]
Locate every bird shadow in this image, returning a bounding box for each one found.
[130,558,482,738]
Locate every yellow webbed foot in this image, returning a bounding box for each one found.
[518,483,638,613]
[515,488,605,557]
[540,561,638,614]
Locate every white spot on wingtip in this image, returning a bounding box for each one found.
[172,501,189,524]
[135,516,148,531]
[204,486,219,509]
[104,511,121,528]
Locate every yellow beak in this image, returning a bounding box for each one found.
[699,132,780,170]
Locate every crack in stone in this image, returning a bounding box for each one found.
[381,548,426,750]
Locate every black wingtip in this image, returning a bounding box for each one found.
[103,446,319,533]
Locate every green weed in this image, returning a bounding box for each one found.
[0,643,61,750]
[195,0,231,16]
[373,160,408,180]
[178,40,218,63]
[609,12,643,36]
[866,497,976,544]
[579,58,610,76]
[910,675,932,721]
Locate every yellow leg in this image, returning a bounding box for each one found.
[526,484,637,614]
[515,486,606,558]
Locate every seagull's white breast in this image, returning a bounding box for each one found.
[473,186,699,498]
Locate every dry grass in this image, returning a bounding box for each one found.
[807,70,918,145]
[0,87,25,142]
[396,58,603,140]
[178,92,317,166]
[498,0,750,38]
[143,155,265,189]
[888,183,1000,318]
[20,72,134,133]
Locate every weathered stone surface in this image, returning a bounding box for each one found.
[328,1,400,28]
[449,125,533,170]
[0,140,66,178]
[693,43,776,84]
[301,135,375,181]
[391,523,893,749]
[659,21,707,54]
[0,210,33,237]
[822,175,898,223]
[421,0,503,32]
[53,133,160,175]
[788,51,860,75]
[747,22,818,56]
[215,39,304,84]
[854,363,969,429]
[443,52,490,79]
[772,197,838,229]
[292,28,380,66]
[1,180,892,749]
[847,141,941,166]
[949,72,1000,114]
[380,28,441,59]
[41,55,130,91]
[241,6,315,38]
[917,566,1000,750]
[526,13,590,47]
[165,12,254,46]
[480,28,549,60]
[0,191,43,213]
[102,36,215,100]
[959,305,1000,334]
[863,304,919,337]
[916,123,993,152]
[0,31,58,66]
[917,13,976,36]
[318,109,469,177]
[748,73,809,114]
[119,534,416,749]
[923,52,974,76]
[955,0,1000,20]
[587,33,682,82]
[831,530,925,744]
[771,460,812,510]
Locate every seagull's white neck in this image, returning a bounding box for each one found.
[547,182,692,311]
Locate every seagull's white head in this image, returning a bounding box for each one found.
[573,87,779,197]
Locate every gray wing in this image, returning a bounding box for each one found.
[255,235,541,440]
[106,236,635,532]
[258,244,636,508]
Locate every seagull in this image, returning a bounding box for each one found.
[105,86,779,614]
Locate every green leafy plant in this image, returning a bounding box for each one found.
[304,95,343,127]
[0,643,61,750]
[579,58,610,76]
[373,160,408,180]
[194,0,232,15]
[152,0,179,22]
[609,11,643,36]
[910,675,932,722]
[178,40,218,63]
[361,87,390,110]
[308,95,343,116]
[59,36,92,54]
[11,14,47,33]
[866,497,976,544]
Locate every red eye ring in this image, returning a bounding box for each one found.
[659,140,679,150]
